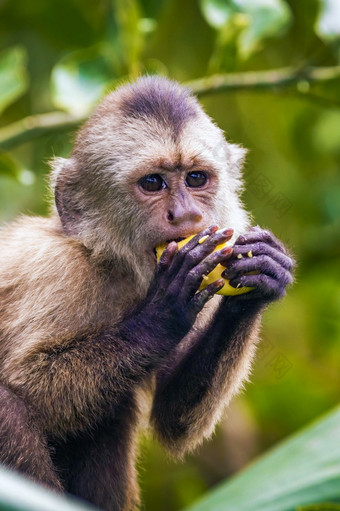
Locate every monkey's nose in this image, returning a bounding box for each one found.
[167,206,203,226]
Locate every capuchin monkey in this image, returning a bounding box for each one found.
[0,76,293,511]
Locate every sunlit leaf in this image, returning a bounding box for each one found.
[184,406,340,511]
[51,45,116,116]
[237,0,292,58]
[200,0,238,29]
[200,0,292,59]
[315,0,340,41]
[0,46,29,115]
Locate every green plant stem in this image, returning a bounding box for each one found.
[1,65,340,150]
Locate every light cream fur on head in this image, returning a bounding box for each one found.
[50,76,249,285]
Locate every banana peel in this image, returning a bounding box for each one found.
[156,234,253,296]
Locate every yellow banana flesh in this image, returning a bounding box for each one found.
[156,234,253,296]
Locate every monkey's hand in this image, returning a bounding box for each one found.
[222,226,294,304]
[141,226,234,340]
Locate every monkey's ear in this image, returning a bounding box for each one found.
[50,157,82,236]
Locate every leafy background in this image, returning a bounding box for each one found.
[0,0,340,510]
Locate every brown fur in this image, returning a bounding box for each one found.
[0,76,261,511]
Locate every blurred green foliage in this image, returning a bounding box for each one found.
[186,405,340,511]
[0,0,340,510]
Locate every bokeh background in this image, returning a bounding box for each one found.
[0,1,339,510]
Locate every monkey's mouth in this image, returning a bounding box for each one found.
[152,237,186,261]
[166,237,186,244]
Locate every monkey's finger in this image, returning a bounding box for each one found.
[180,225,220,253]
[165,226,219,277]
[193,227,234,255]
[230,243,294,271]
[229,273,287,301]
[188,280,224,317]
[180,247,233,300]
[223,255,293,288]
[235,227,287,254]
[151,242,179,296]
[158,241,178,271]
[174,228,234,281]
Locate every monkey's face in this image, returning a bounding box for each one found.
[52,77,250,286]
[132,159,219,263]
[124,112,247,265]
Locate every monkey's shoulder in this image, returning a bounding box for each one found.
[0,215,95,282]
[0,216,109,340]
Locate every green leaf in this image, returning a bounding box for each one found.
[183,406,340,511]
[237,0,292,58]
[315,0,340,41]
[51,45,117,116]
[0,464,96,510]
[0,46,29,115]
[200,0,292,59]
[200,0,238,29]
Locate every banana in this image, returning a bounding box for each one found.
[156,234,253,296]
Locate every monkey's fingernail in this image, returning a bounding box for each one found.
[166,241,178,252]
[237,254,243,259]
[221,247,233,256]
[247,250,253,258]
[215,279,225,288]
[222,228,234,237]
[209,225,219,233]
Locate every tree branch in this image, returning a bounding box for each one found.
[1,65,340,150]
[0,112,85,150]
[187,65,340,96]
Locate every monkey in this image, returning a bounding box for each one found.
[0,76,294,511]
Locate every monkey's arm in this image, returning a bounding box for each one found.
[9,323,177,438]
[151,227,294,455]
[7,227,231,439]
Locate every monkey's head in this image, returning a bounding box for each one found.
[51,76,249,289]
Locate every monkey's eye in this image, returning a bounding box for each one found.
[185,171,208,188]
[139,174,166,192]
